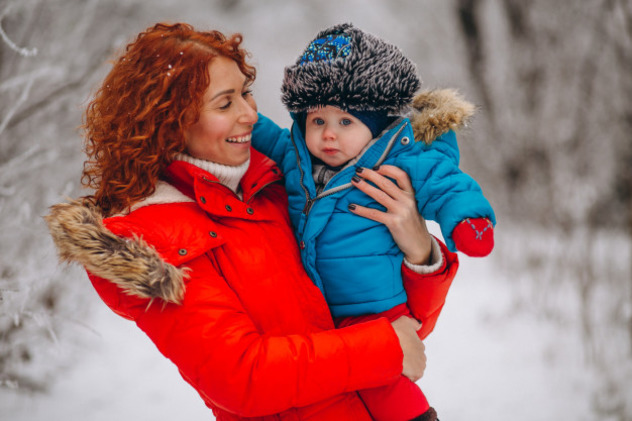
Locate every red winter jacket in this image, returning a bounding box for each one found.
[46,149,458,420]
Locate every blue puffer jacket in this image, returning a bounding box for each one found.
[253,90,495,317]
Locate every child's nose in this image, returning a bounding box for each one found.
[323,125,336,140]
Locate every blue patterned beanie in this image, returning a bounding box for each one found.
[282,23,421,116]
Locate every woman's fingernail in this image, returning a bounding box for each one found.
[355,167,364,173]
[372,165,381,171]
[348,204,356,211]
[352,175,362,183]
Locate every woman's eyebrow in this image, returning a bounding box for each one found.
[209,89,235,101]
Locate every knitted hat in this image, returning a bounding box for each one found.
[291,108,391,139]
[348,109,392,138]
[282,23,421,115]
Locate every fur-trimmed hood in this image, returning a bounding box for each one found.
[44,150,283,307]
[409,88,475,144]
[45,197,187,304]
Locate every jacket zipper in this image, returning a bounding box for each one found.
[291,130,356,216]
[303,197,314,214]
[294,122,408,217]
[289,126,314,216]
[246,179,278,204]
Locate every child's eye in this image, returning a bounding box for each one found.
[313,117,325,125]
[340,118,352,126]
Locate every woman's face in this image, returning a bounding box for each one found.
[184,56,258,166]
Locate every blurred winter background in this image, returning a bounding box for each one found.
[0,0,630,420]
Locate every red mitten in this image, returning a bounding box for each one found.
[452,218,494,257]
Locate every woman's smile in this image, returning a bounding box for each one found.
[226,133,252,144]
[184,56,258,166]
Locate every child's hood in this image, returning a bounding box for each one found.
[410,89,475,144]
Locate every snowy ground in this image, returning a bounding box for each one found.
[423,256,592,420]
[1,252,594,421]
[1,1,627,419]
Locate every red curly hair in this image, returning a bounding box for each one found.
[82,22,256,216]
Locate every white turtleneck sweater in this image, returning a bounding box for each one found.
[175,153,250,198]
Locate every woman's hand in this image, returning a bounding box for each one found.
[349,165,432,265]
[390,316,426,382]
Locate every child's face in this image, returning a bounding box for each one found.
[304,106,373,167]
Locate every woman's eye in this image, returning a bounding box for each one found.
[242,89,253,98]
[219,101,232,110]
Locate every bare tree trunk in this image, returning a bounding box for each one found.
[456,0,495,124]
[455,0,632,416]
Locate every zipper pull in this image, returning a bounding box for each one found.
[303,198,314,215]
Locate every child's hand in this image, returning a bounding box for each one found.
[452,218,494,257]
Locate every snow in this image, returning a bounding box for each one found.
[1,250,595,421]
[1,0,630,419]
[2,288,210,421]
[423,255,592,420]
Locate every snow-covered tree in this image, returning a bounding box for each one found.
[1,0,630,417]
[0,0,142,391]
[452,0,632,416]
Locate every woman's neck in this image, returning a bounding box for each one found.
[174,153,250,195]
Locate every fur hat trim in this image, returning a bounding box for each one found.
[282,23,421,114]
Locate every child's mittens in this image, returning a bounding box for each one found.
[452,218,494,257]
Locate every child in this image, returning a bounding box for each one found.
[253,23,496,421]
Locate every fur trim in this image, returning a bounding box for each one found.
[410,89,475,144]
[282,23,420,114]
[44,199,186,304]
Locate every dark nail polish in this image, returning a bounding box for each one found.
[355,167,364,173]
[352,175,362,183]
[348,204,356,211]
[372,165,381,171]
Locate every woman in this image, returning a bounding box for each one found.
[45,23,458,420]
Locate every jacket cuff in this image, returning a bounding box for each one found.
[338,318,403,391]
[403,236,444,274]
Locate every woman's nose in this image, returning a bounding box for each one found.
[239,97,258,125]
